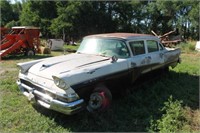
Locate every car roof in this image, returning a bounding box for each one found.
[84,33,159,41]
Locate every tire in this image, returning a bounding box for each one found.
[25,49,35,56]
[87,85,112,112]
[161,66,169,76]
[163,67,169,73]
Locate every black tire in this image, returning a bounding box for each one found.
[163,67,169,73]
[25,49,35,56]
[87,85,112,112]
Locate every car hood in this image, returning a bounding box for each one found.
[28,53,110,79]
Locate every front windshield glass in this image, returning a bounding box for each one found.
[77,38,130,58]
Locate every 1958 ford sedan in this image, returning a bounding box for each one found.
[17,33,181,115]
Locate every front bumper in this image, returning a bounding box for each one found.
[17,79,85,115]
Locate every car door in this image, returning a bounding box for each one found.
[128,40,151,83]
[145,40,165,70]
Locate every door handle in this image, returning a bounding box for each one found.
[131,62,136,67]
[159,53,164,58]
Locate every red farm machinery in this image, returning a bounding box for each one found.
[0,26,40,59]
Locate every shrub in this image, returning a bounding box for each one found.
[149,96,186,133]
[188,44,195,51]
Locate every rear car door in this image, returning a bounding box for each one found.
[128,40,151,82]
[145,40,165,70]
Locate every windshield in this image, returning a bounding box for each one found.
[77,38,130,58]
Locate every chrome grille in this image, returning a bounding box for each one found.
[20,79,68,102]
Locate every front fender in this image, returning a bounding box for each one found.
[17,59,44,73]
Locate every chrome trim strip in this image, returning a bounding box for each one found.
[17,80,85,115]
[19,75,56,94]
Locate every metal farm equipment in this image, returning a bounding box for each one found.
[151,30,183,47]
[0,26,40,59]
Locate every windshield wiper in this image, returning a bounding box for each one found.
[98,53,107,57]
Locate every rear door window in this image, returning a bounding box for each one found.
[146,40,159,53]
[129,41,145,55]
[159,43,164,50]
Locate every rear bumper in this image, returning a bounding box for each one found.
[17,80,85,115]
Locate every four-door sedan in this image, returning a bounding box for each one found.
[17,33,181,115]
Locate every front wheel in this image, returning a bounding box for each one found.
[25,49,35,56]
[87,85,112,113]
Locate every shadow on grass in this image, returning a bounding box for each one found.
[32,70,199,132]
[1,54,53,60]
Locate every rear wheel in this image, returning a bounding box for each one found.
[87,85,112,112]
[163,66,169,72]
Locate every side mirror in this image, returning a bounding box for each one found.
[111,55,118,63]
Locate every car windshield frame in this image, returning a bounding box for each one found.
[77,38,130,59]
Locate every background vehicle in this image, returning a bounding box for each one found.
[0,26,40,59]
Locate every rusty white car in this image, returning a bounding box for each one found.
[17,33,181,115]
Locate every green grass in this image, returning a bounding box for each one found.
[63,43,80,51]
[178,41,197,53]
[0,43,199,132]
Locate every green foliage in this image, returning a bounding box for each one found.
[19,1,40,26]
[63,44,80,51]
[178,41,196,53]
[19,1,57,37]
[149,96,186,132]
[11,1,22,21]
[173,53,200,76]
[50,1,117,39]
[5,20,20,28]
[0,0,15,26]
[1,0,199,40]
[76,2,117,35]
[49,1,79,38]
[0,0,22,27]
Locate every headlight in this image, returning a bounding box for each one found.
[52,76,70,90]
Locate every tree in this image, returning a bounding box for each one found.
[50,1,80,38]
[19,0,57,37]
[186,1,199,40]
[11,1,22,21]
[145,0,199,40]
[4,0,197,40]
[50,1,117,39]
[74,1,117,36]
[19,1,40,26]
[0,0,15,27]
[112,1,134,32]
[130,0,149,33]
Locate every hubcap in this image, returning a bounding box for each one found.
[89,92,103,110]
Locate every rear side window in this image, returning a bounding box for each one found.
[146,40,159,53]
[159,43,164,50]
[129,41,145,55]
